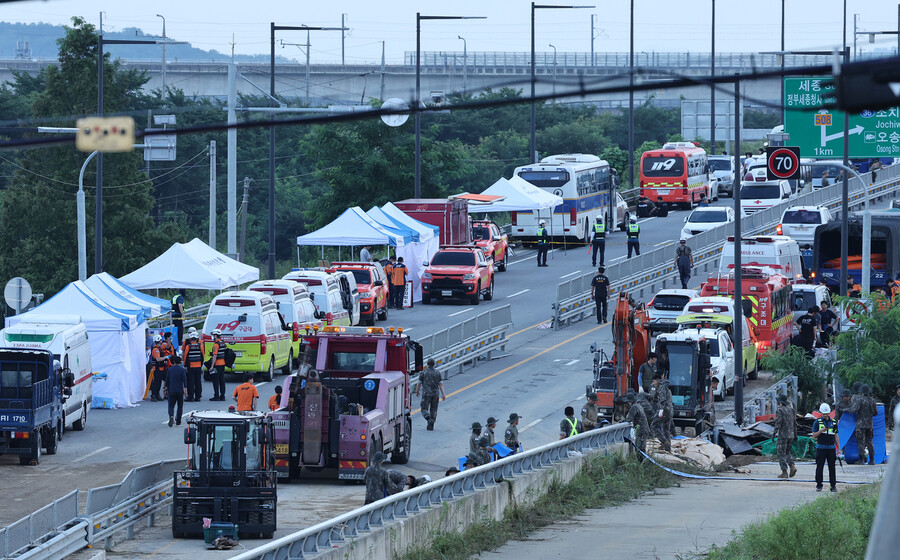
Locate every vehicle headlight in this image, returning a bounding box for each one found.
[463,273,475,280]
[359,291,372,299]
[682,227,692,235]
[422,273,432,280]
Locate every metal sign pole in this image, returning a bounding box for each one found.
[732,75,744,426]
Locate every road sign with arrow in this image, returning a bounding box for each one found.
[784,77,900,159]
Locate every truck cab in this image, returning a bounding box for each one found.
[0,348,73,465]
[272,326,422,481]
[654,337,715,432]
[471,220,509,271]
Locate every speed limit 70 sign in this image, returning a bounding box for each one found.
[765,146,801,181]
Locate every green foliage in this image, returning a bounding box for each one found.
[744,109,781,130]
[704,483,879,560]
[600,146,628,180]
[760,346,823,414]
[400,453,673,560]
[834,297,900,404]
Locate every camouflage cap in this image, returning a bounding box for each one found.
[372,452,387,464]
[486,417,498,425]
[776,394,788,405]
[478,436,490,447]
[861,384,871,395]
[587,392,597,401]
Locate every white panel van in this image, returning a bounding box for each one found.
[718,236,806,283]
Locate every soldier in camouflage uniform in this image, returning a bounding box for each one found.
[504,413,522,453]
[835,390,853,421]
[888,385,900,432]
[386,470,408,496]
[636,391,655,422]
[469,422,483,454]
[625,390,650,460]
[581,393,600,431]
[364,452,402,504]
[415,358,446,430]
[484,416,498,446]
[650,374,673,452]
[474,436,492,466]
[774,394,797,478]
[849,384,878,464]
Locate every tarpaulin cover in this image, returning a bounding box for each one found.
[837,406,887,464]
[120,238,259,290]
[753,436,817,459]
[5,281,147,408]
[381,202,440,242]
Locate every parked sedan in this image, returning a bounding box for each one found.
[681,206,735,238]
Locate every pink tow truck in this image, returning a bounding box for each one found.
[270,326,421,480]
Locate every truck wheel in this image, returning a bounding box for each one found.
[483,279,494,301]
[264,358,275,382]
[378,304,388,322]
[281,350,293,376]
[45,424,59,455]
[470,283,481,305]
[73,404,87,431]
[21,430,41,465]
[497,254,507,272]
[391,418,412,464]
[422,293,432,305]
[747,360,758,380]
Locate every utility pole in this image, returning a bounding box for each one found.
[209,140,216,250]
[97,12,104,274]
[157,14,167,102]
[841,2,850,297]
[732,75,743,426]
[239,177,250,263]
[591,14,596,66]
[342,13,347,66]
[227,64,237,258]
[628,0,634,187]
[710,0,715,153]
[458,35,467,93]
[380,41,385,101]
[306,30,311,104]
[854,13,859,60]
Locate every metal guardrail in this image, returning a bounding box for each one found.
[1,459,183,559]
[553,165,900,329]
[741,374,799,423]
[230,421,632,560]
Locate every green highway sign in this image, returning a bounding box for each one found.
[783,77,900,159]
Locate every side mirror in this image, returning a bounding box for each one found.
[64,369,75,388]
[683,217,687,223]
[492,235,501,241]
[314,310,325,320]
[373,280,383,287]
[184,427,197,445]
[422,261,429,267]
[742,299,753,317]
[63,388,72,396]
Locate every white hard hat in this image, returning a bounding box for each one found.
[595,216,602,221]
[630,217,637,223]
[187,326,197,334]
[153,334,162,343]
[819,403,832,414]
[212,328,222,336]
[189,331,199,339]
[539,220,546,225]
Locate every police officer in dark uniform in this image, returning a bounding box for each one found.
[590,215,606,267]
[591,266,611,324]
[626,217,640,258]
[653,196,668,217]
[536,220,550,267]
[636,196,657,218]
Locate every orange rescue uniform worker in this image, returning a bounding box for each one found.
[209,329,228,401]
[268,385,283,411]
[147,335,168,401]
[384,256,396,309]
[233,373,259,411]
[390,257,408,309]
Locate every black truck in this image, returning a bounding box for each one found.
[0,348,72,465]
[814,213,900,291]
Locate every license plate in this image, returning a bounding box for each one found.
[441,291,453,296]
[233,351,242,357]
[656,189,670,195]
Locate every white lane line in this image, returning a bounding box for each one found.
[254,381,270,388]
[448,308,474,317]
[609,256,626,263]
[520,418,543,432]
[401,328,413,333]
[655,240,672,246]
[509,249,555,265]
[565,359,580,366]
[506,289,531,299]
[637,217,655,224]
[73,446,110,462]
[559,270,581,279]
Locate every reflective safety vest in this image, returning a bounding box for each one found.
[171,294,183,318]
[593,222,606,238]
[565,417,578,437]
[211,340,227,367]
[627,223,640,239]
[537,227,548,245]
[184,342,204,368]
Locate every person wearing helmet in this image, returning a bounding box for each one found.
[626,217,640,259]
[146,334,168,402]
[208,329,228,401]
[591,215,606,267]
[812,402,838,491]
[181,331,204,401]
[536,219,550,267]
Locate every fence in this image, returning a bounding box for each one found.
[553,164,900,329]
[741,374,799,423]
[1,459,183,559]
[230,422,632,560]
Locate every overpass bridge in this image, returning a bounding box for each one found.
[0,50,820,108]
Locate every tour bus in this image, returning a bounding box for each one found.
[699,265,794,356]
[511,154,619,243]
[640,142,709,208]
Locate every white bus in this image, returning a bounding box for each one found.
[511,154,621,244]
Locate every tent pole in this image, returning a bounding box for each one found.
[297,245,300,268]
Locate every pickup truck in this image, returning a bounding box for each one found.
[422,245,495,305]
[471,220,509,271]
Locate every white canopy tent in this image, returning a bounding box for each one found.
[297,207,407,248]
[85,273,170,318]
[120,238,259,290]
[6,281,146,408]
[474,176,564,212]
[366,206,440,303]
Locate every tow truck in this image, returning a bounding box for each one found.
[0,348,73,465]
[471,220,509,271]
[172,410,277,539]
[271,326,421,481]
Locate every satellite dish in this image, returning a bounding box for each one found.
[4,277,32,314]
[380,98,410,127]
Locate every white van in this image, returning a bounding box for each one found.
[282,270,351,326]
[0,317,92,431]
[740,168,792,213]
[675,302,759,380]
[331,271,361,326]
[202,291,293,381]
[718,236,806,283]
[249,280,319,365]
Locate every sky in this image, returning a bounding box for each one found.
[2,0,898,63]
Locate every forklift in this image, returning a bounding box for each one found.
[172,410,277,539]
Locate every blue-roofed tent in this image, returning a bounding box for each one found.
[86,272,170,318]
[297,207,409,247]
[368,204,440,303]
[5,281,148,408]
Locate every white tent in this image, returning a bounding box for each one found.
[120,238,259,290]
[366,205,440,303]
[6,281,146,408]
[297,207,407,247]
[85,273,170,318]
[474,176,564,212]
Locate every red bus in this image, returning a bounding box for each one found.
[699,265,794,355]
[640,142,709,208]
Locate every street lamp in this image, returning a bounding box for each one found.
[710,0,715,153]
[458,35,468,93]
[156,14,167,102]
[416,14,485,198]
[549,43,557,99]
[531,3,593,163]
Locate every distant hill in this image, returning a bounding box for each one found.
[0,21,292,62]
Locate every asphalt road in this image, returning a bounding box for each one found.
[0,200,746,548]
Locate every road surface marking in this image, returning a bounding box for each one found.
[411,323,604,415]
[506,289,530,298]
[448,308,474,317]
[520,418,543,432]
[565,359,580,366]
[254,381,269,388]
[559,270,581,279]
[509,249,555,266]
[73,446,110,462]
[655,240,672,246]
[637,217,655,224]
[609,256,626,263]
